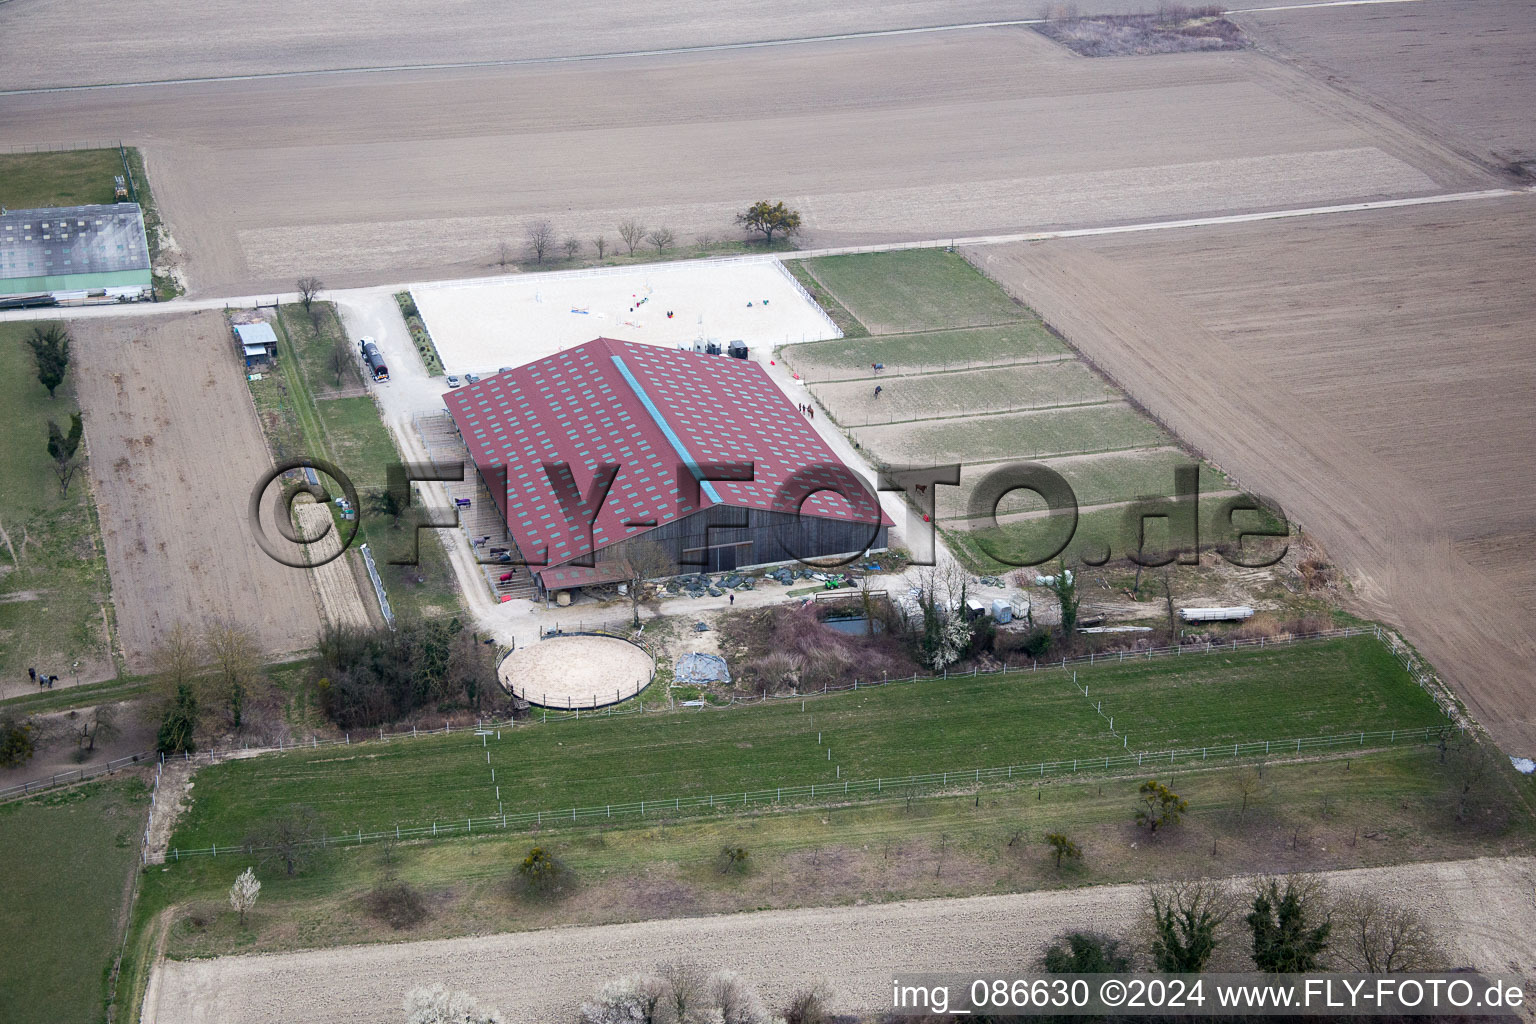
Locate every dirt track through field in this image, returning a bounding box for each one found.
[968,194,1536,754]
[0,27,1493,296]
[71,312,321,669]
[143,856,1536,1023]
[293,501,369,632]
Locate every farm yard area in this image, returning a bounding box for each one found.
[4,1,1536,1022]
[0,20,1496,296]
[968,194,1536,755]
[69,311,322,669]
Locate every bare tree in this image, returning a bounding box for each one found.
[780,979,834,1024]
[47,413,85,497]
[1332,892,1445,972]
[496,240,513,269]
[591,236,608,259]
[204,620,261,729]
[149,623,204,719]
[709,971,767,1024]
[1232,767,1265,817]
[1447,737,1503,825]
[296,276,323,315]
[562,237,582,261]
[327,334,352,387]
[618,220,646,256]
[615,539,676,628]
[658,964,706,1024]
[644,227,676,255]
[83,703,119,754]
[249,804,322,876]
[525,220,556,264]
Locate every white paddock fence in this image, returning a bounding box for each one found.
[159,723,1447,863]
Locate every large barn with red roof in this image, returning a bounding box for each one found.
[443,337,889,594]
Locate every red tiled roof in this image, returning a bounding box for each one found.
[443,338,888,571]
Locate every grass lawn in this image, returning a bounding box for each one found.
[782,260,868,339]
[799,250,1030,334]
[0,778,149,1024]
[854,402,1169,466]
[944,497,1284,573]
[128,743,1533,974]
[940,449,1232,521]
[814,360,1114,427]
[165,635,1443,850]
[0,149,124,209]
[0,322,116,685]
[783,323,1067,381]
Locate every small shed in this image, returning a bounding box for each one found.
[234,322,278,367]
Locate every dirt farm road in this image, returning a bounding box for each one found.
[144,856,1536,1023]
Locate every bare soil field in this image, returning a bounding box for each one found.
[0,28,1492,296]
[1239,0,1536,174]
[143,856,1536,1023]
[0,1,1029,90]
[71,312,321,670]
[969,194,1536,754]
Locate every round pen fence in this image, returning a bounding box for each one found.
[498,625,659,710]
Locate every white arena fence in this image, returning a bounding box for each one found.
[769,258,843,340]
[0,624,1459,806]
[158,724,1448,863]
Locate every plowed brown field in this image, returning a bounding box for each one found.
[72,312,321,669]
[970,193,1536,754]
[0,27,1490,296]
[1239,0,1536,172]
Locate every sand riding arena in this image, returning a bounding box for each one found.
[497,633,655,710]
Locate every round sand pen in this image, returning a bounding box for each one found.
[497,635,655,709]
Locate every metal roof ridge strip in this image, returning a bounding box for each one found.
[606,350,724,506]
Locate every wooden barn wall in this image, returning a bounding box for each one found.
[600,506,887,573]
